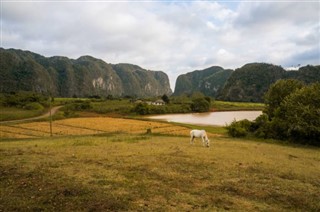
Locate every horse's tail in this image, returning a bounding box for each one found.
[190,130,194,135]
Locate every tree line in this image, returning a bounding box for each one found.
[227,79,320,146]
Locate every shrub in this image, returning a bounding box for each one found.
[65,101,92,111]
[133,103,149,115]
[251,81,320,145]
[264,79,304,118]
[278,83,320,145]
[191,97,210,112]
[161,94,170,104]
[226,119,252,137]
[3,91,48,107]
[149,105,167,114]
[24,102,44,111]
[63,109,76,118]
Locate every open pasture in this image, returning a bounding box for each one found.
[0,117,218,139]
[0,134,319,211]
[0,106,44,122]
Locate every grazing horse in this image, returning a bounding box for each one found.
[190,130,210,147]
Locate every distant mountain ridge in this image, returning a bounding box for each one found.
[217,63,320,102]
[0,48,172,97]
[173,66,232,97]
[1,48,319,102]
[174,63,320,102]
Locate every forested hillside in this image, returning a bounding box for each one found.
[0,48,172,98]
[173,66,232,97]
[2,48,319,101]
[174,63,320,102]
[217,63,320,102]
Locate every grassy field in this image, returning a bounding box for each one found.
[0,113,319,211]
[0,117,219,139]
[0,107,45,122]
[0,99,265,122]
[212,101,265,111]
[0,134,319,211]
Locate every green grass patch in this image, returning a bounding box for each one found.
[1,134,319,211]
[0,106,45,121]
[212,100,265,111]
[171,122,228,136]
[91,100,134,114]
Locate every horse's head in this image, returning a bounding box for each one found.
[206,139,210,147]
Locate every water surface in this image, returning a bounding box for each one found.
[148,111,262,126]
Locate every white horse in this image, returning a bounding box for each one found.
[190,130,210,147]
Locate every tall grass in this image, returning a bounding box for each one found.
[1,134,319,211]
[212,101,265,111]
[0,106,45,121]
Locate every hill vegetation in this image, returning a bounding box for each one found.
[0,48,172,98]
[174,63,320,102]
[2,48,319,103]
[217,63,285,102]
[227,79,320,146]
[174,66,232,97]
[217,63,320,102]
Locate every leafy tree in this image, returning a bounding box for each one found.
[264,79,304,118]
[277,83,320,144]
[191,97,210,112]
[3,91,48,107]
[134,103,149,115]
[191,91,205,99]
[24,102,44,111]
[229,81,320,145]
[170,94,191,104]
[227,119,252,137]
[161,94,170,104]
[204,96,212,104]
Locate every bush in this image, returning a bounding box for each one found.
[24,102,44,111]
[161,94,170,104]
[250,81,320,145]
[3,91,48,107]
[226,119,252,137]
[133,103,149,115]
[65,101,92,111]
[278,83,320,145]
[63,109,76,118]
[149,105,167,114]
[264,79,304,118]
[191,97,210,112]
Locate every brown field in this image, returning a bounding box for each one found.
[0,134,319,211]
[0,117,219,140]
[1,117,319,211]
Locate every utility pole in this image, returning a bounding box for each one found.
[49,96,53,137]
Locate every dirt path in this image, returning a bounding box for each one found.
[0,106,63,124]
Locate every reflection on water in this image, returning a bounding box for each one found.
[147,111,262,126]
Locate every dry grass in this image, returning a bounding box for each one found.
[0,134,319,211]
[0,117,219,139]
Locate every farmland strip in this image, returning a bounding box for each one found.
[5,125,55,136]
[54,123,108,133]
[0,129,39,138]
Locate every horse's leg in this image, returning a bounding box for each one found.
[190,136,194,144]
[201,136,205,146]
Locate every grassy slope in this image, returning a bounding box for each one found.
[1,134,319,211]
[212,101,265,111]
[0,107,45,122]
[0,99,264,122]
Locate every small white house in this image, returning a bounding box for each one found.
[152,99,165,106]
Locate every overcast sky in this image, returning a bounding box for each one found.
[2,0,320,89]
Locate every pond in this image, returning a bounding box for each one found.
[147,111,262,126]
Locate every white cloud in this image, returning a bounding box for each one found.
[2,1,319,90]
